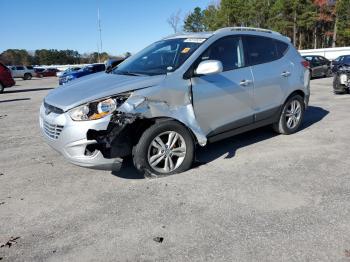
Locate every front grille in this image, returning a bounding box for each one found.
[43,120,64,139]
[44,102,64,115]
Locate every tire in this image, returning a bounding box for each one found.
[132,120,195,178]
[325,69,332,77]
[273,94,305,135]
[23,73,32,80]
[333,75,346,94]
[0,83,4,94]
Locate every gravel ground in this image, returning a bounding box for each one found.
[0,76,350,262]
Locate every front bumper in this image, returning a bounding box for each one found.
[39,103,121,170]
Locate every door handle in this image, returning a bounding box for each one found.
[239,79,253,86]
[281,71,291,77]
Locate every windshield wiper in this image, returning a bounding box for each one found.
[114,70,145,76]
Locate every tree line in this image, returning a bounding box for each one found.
[182,0,350,49]
[0,49,130,66]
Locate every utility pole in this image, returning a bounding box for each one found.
[97,6,103,63]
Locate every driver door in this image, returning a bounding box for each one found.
[191,36,255,136]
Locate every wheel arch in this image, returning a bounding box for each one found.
[130,116,199,146]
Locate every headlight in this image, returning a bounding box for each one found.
[340,74,348,85]
[69,94,130,121]
[66,75,75,81]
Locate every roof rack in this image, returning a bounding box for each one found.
[214,27,282,36]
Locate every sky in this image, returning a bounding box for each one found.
[1,0,210,55]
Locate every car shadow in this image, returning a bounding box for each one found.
[4,87,54,94]
[0,98,31,103]
[111,106,329,179]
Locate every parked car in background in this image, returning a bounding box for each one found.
[59,63,105,85]
[0,62,15,93]
[105,58,125,72]
[56,67,81,77]
[35,68,59,78]
[331,55,350,73]
[41,27,310,176]
[8,65,35,80]
[34,68,45,74]
[333,58,350,94]
[302,55,332,78]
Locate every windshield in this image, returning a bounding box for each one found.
[113,38,205,76]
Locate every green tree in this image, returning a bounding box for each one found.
[335,0,350,46]
[184,7,206,32]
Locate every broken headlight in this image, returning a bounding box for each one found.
[69,94,130,121]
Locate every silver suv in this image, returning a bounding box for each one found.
[40,27,310,177]
[9,65,35,80]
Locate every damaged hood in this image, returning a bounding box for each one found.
[44,72,166,111]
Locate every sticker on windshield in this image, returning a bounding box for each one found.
[184,38,206,43]
[181,47,191,54]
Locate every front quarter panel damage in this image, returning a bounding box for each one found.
[118,85,207,146]
[87,79,207,161]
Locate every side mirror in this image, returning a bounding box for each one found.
[195,60,223,76]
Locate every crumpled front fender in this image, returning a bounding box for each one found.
[117,89,207,146]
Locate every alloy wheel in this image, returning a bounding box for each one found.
[147,131,186,173]
[285,99,302,129]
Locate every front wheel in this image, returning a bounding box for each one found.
[273,95,305,135]
[132,121,194,178]
[0,83,4,94]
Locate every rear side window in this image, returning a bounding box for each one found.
[16,66,25,70]
[275,40,289,58]
[244,36,288,66]
[198,36,245,71]
[26,66,33,70]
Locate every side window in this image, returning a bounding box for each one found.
[275,40,289,58]
[313,57,321,65]
[16,66,25,70]
[198,36,245,71]
[244,36,278,65]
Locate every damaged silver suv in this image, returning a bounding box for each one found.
[40,27,310,177]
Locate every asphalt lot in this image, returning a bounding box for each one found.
[1,76,350,261]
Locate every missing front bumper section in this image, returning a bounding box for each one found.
[86,112,151,159]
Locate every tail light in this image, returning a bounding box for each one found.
[301,60,310,69]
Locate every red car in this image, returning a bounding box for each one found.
[35,68,59,78]
[0,62,15,93]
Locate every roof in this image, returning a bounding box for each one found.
[164,27,290,43]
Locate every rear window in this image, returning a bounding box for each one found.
[93,64,105,71]
[244,36,278,66]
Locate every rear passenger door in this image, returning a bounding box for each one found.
[311,57,324,77]
[243,35,290,122]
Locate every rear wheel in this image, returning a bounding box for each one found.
[132,120,194,178]
[273,95,305,135]
[0,83,4,94]
[333,75,346,94]
[23,73,32,80]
